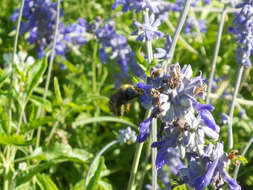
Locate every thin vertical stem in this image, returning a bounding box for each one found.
[144,8,157,190]
[8,0,25,134]
[228,65,244,150]
[4,1,25,189]
[163,0,192,71]
[92,42,97,92]
[137,138,151,190]
[206,4,228,104]
[151,118,157,190]
[144,11,153,63]
[128,109,151,190]
[127,143,144,190]
[16,93,27,134]
[234,135,253,179]
[36,0,61,148]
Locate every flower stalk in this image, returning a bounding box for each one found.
[234,134,253,179]
[4,0,25,189]
[163,0,192,71]
[36,0,61,148]
[228,65,244,150]
[206,4,228,104]
[144,8,157,190]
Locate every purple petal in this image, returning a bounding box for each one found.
[137,117,152,143]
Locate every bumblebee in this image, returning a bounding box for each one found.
[109,84,142,116]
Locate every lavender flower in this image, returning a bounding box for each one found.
[179,143,241,190]
[10,0,88,59]
[184,18,207,36]
[154,34,172,59]
[136,64,219,155]
[229,0,253,67]
[132,14,164,41]
[96,21,145,86]
[118,127,137,143]
[112,0,160,14]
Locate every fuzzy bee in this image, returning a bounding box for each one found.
[109,84,142,116]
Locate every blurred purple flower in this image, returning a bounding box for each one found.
[229,0,253,67]
[184,18,207,36]
[10,0,88,60]
[96,21,145,86]
[112,0,160,14]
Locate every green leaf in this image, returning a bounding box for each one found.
[29,95,52,112]
[238,156,248,166]
[36,174,59,190]
[27,55,47,97]
[16,144,92,186]
[72,116,138,129]
[0,72,9,86]
[98,180,113,190]
[24,143,92,163]
[16,161,54,186]
[58,57,78,73]
[87,157,105,190]
[136,49,144,64]
[23,116,56,132]
[54,77,63,104]
[71,180,84,190]
[0,133,32,146]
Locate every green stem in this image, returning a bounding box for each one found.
[163,0,192,71]
[228,65,244,150]
[46,120,59,146]
[4,0,25,189]
[144,8,157,190]
[36,0,61,148]
[84,140,119,189]
[8,0,25,134]
[92,42,97,93]
[151,118,157,190]
[206,4,228,104]
[234,134,253,179]
[127,143,144,190]
[127,109,151,190]
[17,93,27,134]
[165,20,199,56]
[137,138,151,190]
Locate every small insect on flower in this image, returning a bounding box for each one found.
[173,118,190,132]
[228,150,239,160]
[194,83,207,96]
[109,84,143,116]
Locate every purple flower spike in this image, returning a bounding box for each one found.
[10,0,88,61]
[230,0,253,67]
[137,117,152,143]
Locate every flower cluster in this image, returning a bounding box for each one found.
[132,13,164,42]
[134,64,240,189]
[96,21,145,87]
[184,18,206,36]
[10,0,88,59]
[229,0,253,67]
[118,127,137,144]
